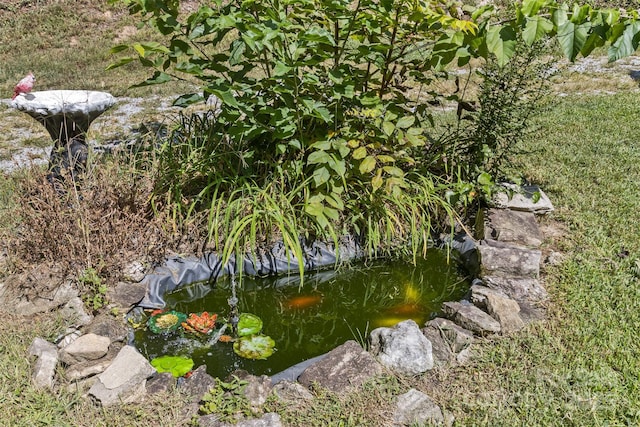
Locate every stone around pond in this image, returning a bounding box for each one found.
[180,365,216,403]
[59,333,111,365]
[369,320,434,376]
[491,184,554,214]
[481,208,543,248]
[393,388,445,427]
[88,345,155,407]
[297,340,383,394]
[482,275,548,303]
[478,239,541,279]
[442,301,501,336]
[470,285,524,334]
[28,338,58,390]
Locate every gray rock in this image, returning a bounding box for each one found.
[88,345,155,407]
[14,279,78,316]
[442,301,501,335]
[482,276,548,303]
[298,340,383,394]
[478,240,541,279]
[369,320,434,375]
[426,318,474,353]
[56,328,82,349]
[471,285,524,333]
[66,357,113,381]
[146,372,176,394]
[456,346,474,365]
[122,261,147,283]
[421,327,454,367]
[393,389,444,426]
[28,337,56,358]
[517,300,548,324]
[492,184,554,214]
[482,208,543,248]
[59,333,111,365]
[181,365,216,403]
[107,281,147,309]
[29,338,58,389]
[84,313,128,342]
[234,371,272,408]
[65,343,122,381]
[59,296,93,326]
[271,380,314,403]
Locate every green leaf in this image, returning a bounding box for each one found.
[352,146,367,160]
[233,335,276,360]
[312,166,330,187]
[382,121,395,137]
[371,170,383,192]
[522,16,554,45]
[557,21,589,62]
[300,27,335,46]
[307,150,331,165]
[521,0,546,17]
[359,156,376,174]
[106,57,135,70]
[131,71,172,88]
[395,116,415,129]
[237,313,263,337]
[173,93,204,107]
[486,25,517,67]
[273,61,292,76]
[608,21,640,62]
[151,356,194,377]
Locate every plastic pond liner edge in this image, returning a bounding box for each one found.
[132,233,478,310]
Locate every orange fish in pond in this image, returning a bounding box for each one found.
[284,294,322,310]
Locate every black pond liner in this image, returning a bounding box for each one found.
[128,233,479,380]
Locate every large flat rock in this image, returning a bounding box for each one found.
[442,301,501,335]
[471,285,524,333]
[482,275,548,303]
[492,185,554,214]
[298,340,383,394]
[482,208,543,248]
[88,345,154,407]
[478,240,541,279]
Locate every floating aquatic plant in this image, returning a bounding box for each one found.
[233,335,276,360]
[182,312,217,335]
[237,313,263,337]
[150,355,194,377]
[147,310,187,334]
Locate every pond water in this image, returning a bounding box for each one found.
[132,249,470,379]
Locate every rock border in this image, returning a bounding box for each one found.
[26,185,554,426]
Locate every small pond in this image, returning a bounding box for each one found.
[132,249,470,379]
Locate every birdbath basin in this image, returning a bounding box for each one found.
[11,90,116,181]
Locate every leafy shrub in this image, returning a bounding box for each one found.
[109,0,640,260]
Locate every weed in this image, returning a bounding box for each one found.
[199,376,252,423]
[78,266,108,311]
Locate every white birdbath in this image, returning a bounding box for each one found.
[11,90,116,182]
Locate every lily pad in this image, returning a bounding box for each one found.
[233,334,276,360]
[237,313,263,337]
[150,355,194,377]
[148,310,187,334]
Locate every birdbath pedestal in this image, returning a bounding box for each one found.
[11,90,116,182]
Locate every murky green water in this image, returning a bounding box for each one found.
[132,249,470,378]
